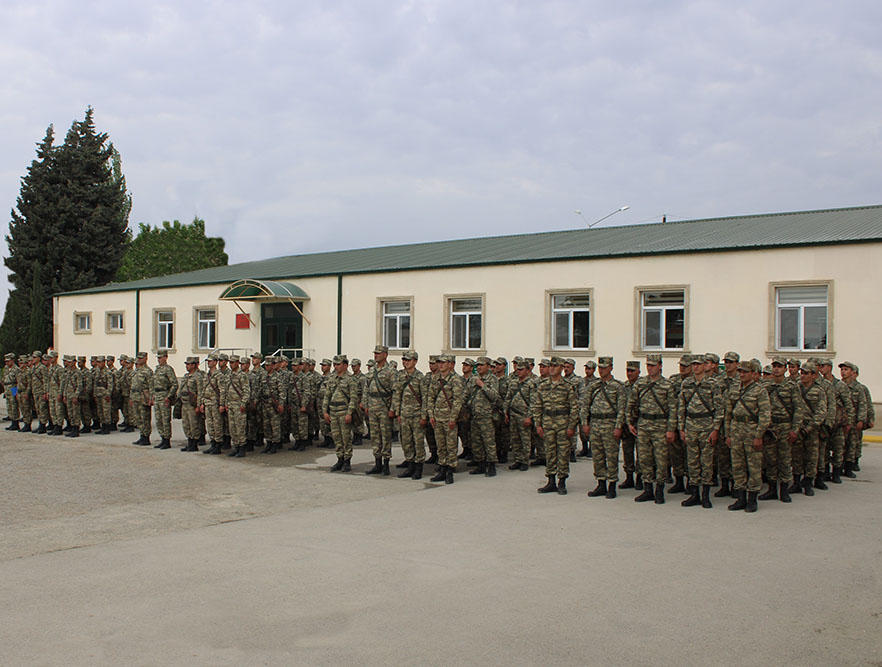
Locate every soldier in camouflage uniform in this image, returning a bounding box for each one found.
[428,354,464,484]
[714,351,741,497]
[627,354,677,504]
[119,356,135,431]
[466,356,500,477]
[16,355,33,431]
[47,351,64,435]
[817,360,853,484]
[350,359,366,445]
[391,350,426,479]
[288,357,315,451]
[200,355,224,454]
[365,345,396,476]
[3,353,20,430]
[457,359,475,462]
[724,360,771,512]
[263,357,287,454]
[666,354,693,493]
[92,356,112,434]
[838,361,867,478]
[316,359,333,447]
[179,356,204,451]
[578,360,599,458]
[678,356,724,508]
[492,358,510,463]
[759,357,804,503]
[31,352,49,433]
[151,349,177,449]
[562,359,581,463]
[423,356,440,464]
[323,355,358,471]
[620,361,640,489]
[531,356,579,495]
[225,356,251,457]
[61,355,84,437]
[854,366,874,471]
[583,357,627,499]
[790,361,827,495]
[129,352,154,445]
[76,356,93,433]
[247,353,267,450]
[106,355,120,430]
[306,359,322,442]
[504,359,535,471]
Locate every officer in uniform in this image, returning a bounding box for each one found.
[583,357,627,499]
[31,351,49,433]
[428,354,464,484]
[323,354,358,472]
[130,352,154,445]
[16,354,33,432]
[532,356,579,495]
[151,349,177,449]
[391,350,427,479]
[725,360,771,512]
[492,358,510,463]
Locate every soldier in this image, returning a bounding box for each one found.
[839,361,867,478]
[786,359,801,384]
[16,355,33,432]
[457,358,475,462]
[247,353,267,450]
[61,355,84,437]
[427,354,464,484]
[180,356,204,451]
[530,358,550,466]
[492,358,510,463]
[106,355,120,430]
[532,357,579,495]
[715,351,741,497]
[465,356,499,477]
[724,360,771,512]
[316,358,333,448]
[225,356,251,457]
[2,352,20,430]
[364,345,396,476]
[582,357,627,499]
[620,361,640,489]
[92,356,112,434]
[350,358,366,445]
[30,352,49,434]
[855,366,874,471]
[423,356,440,464]
[288,357,315,451]
[666,354,693,493]
[323,354,358,471]
[129,352,153,445]
[200,355,224,454]
[790,361,828,495]
[391,350,426,479]
[678,355,724,508]
[46,351,64,435]
[119,355,135,432]
[504,359,535,471]
[578,360,599,458]
[759,357,803,502]
[76,356,93,433]
[151,349,177,449]
[817,359,852,484]
[263,356,287,454]
[627,354,677,504]
[562,358,581,462]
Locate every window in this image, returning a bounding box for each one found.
[551,293,591,349]
[450,297,482,350]
[74,312,91,333]
[640,289,685,350]
[382,300,411,349]
[775,285,828,351]
[156,310,174,349]
[106,311,124,333]
[197,308,217,349]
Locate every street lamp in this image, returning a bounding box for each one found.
[575,205,630,228]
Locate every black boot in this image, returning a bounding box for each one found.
[714,478,731,498]
[20,422,31,432]
[426,451,438,465]
[788,474,803,493]
[366,456,383,475]
[412,463,423,480]
[323,435,334,448]
[36,423,47,434]
[430,465,447,482]
[537,475,557,494]
[227,446,240,457]
[669,475,686,494]
[758,483,778,501]
[779,482,791,502]
[620,472,635,489]
[701,485,712,509]
[64,427,79,438]
[79,424,91,434]
[605,481,617,499]
[745,491,758,513]
[634,484,655,502]
[802,477,814,496]
[728,489,747,511]
[261,440,273,454]
[681,485,701,507]
[54,425,64,435]
[445,467,454,484]
[586,445,592,458]
[235,445,247,457]
[96,423,109,435]
[330,457,344,472]
[132,435,147,445]
[587,479,607,497]
[6,420,19,431]
[831,467,842,484]
[635,473,643,491]
[342,458,351,472]
[557,476,568,495]
[469,462,486,475]
[157,437,171,450]
[397,462,414,478]
[569,450,576,462]
[813,475,828,491]
[458,448,471,460]
[654,483,665,504]
[853,459,861,472]
[204,441,221,455]
[396,459,409,468]
[382,459,391,476]
[843,462,856,478]
[485,462,496,477]
[222,435,232,450]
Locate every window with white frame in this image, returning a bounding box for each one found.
[382,300,411,349]
[74,312,91,333]
[157,310,174,349]
[197,308,217,349]
[641,290,685,350]
[450,297,482,350]
[551,293,590,349]
[106,311,124,333]
[775,285,828,351]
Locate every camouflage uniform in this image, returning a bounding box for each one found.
[322,360,358,464]
[201,365,225,445]
[225,361,251,450]
[530,367,579,484]
[77,358,93,430]
[764,375,803,487]
[667,358,692,488]
[504,368,535,467]
[120,360,134,428]
[152,356,178,443]
[179,361,204,446]
[493,360,510,462]
[620,365,639,484]
[48,356,64,430]
[130,357,154,441]
[391,362,426,465]
[794,374,827,485]
[17,357,33,429]
[583,366,627,486]
[61,359,84,431]
[427,362,465,471]
[247,356,267,445]
[467,362,499,469]
[678,371,724,488]
[289,366,315,444]
[627,364,677,488]
[2,356,20,423]
[93,361,112,429]
[264,361,287,449]
[32,356,50,429]
[316,363,332,443]
[724,369,771,498]
[365,356,396,463]
[715,369,741,488]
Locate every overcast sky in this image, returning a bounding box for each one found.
[2,1,881,311]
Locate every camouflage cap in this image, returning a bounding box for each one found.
[801,361,818,373]
[76,356,86,362]
[228,355,240,364]
[63,354,74,362]
[250,352,263,360]
[690,356,704,365]
[207,353,218,361]
[402,350,419,361]
[678,354,691,365]
[96,355,105,362]
[17,355,28,362]
[462,358,476,367]
[514,359,529,369]
[564,358,576,366]
[90,355,98,361]
[4,352,15,360]
[626,360,640,370]
[750,358,762,373]
[475,356,492,365]
[118,354,128,362]
[373,344,389,354]
[511,356,524,364]
[495,357,507,366]
[838,360,857,372]
[771,356,788,366]
[549,356,566,366]
[351,358,361,366]
[597,356,613,368]
[32,350,43,358]
[538,358,551,367]
[157,349,169,357]
[525,357,535,365]
[583,360,597,369]
[441,354,456,363]
[106,355,114,361]
[787,358,801,367]
[46,350,58,359]
[428,355,439,363]
[185,356,199,364]
[645,354,662,365]
[723,351,740,362]
[816,358,833,367]
[737,360,753,372]
[320,358,332,366]
[217,353,229,361]
[705,353,720,364]
[762,365,772,374]
[332,354,348,364]
[136,351,148,359]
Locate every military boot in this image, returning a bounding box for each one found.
[634,484,655,502]
[366,456,383,475]
[587,480,607,497]
[395,459,409,469]
[382,458,391,476]
[787,474,803,493]
[204,440,221,455]
[426,451,438,465]
[853,458,861,472]
[605,481,617,499]
[654,483,665,504]
[469,462,486,475]
[843,462,856,478]
[831,467,842,484]
[330,457,344,472]
[485,462,496,477]
[234,446,245,458]
[65,427,79,438]
[579,442,589,457]
[96,423,109,435]
[714,478,731,498]
[745,491,758,513]
[6,420,19,431]
[397,462,414,478]
[227,446,240,457]
[430,465,447,482]
[700,485,713,509]
[779,482,791,502]
[222,435,232,450]
[758,483,778,501]
[342,459,351,472]
[569,450,576,462]
[813,476,828,491]
[157,438,171,450]
[36,423,47,434]
[727,489,747,511]
[620,472,635,489]
[669,475,686,494]
[445,467,454,484]
[557,476,568,495]
[458,447,471,460]
[79,424,91,434]
[412,463,423,480]
[20,422,32,432]
[537,476,557,494]
[634,473,643,491]
[802,477,815,496]
[681,485,701,506]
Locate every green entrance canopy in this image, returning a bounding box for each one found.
[219,279,310,301]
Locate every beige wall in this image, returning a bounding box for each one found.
[55,242,881,399]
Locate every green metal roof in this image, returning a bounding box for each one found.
[218,279,310,300]
[60,204,882,296]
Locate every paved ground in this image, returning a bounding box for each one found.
[1,422,880,665]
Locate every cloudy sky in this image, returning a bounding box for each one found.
[2,1,881,309]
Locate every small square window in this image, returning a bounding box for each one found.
[775,285,828,351]
[639,289,685,350]
[74,312,91,333]
[381,300,411,349]
[106,312,124,333]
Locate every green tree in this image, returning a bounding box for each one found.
[27,266,50,353]
[116,217,228,282]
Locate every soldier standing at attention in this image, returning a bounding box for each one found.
[854,366,874,471]
[423,356,440,464]
[323,355,358,472]
[457,358,475,463]
[579,360,599,458]
[725,360,771,512]
[365,345,396,476]
[628,354,677,504]
[583,357,627,499]
[264,357,287,454]
[467,356,500,477]
[119,356,134,431]
[620,361,640,489]
[503,359,534,471]
[390,350,426,479]
[532,357,579,495]
[838,361,867,478]
[92,356,112,434]
[666,354,693,493]
[225,356,251,457]
[106,355,120,430]
[562,359,581,462]
[179,357,203,451]
[3,352,21,430]
[316,359,333,448]
[350,358,366,445]
[76,356,93,433]
[817,360,853,484]
[46,351,64,435]
[31,352,49,434]
[16,355,33,432]
[151,350,177,450]
[678,355,724,508]
[428,354,464,485]
[200,355,224,454]
[792,361,828,495]
[492,358,510,463]
[61,355,84,437]
[760,358,803,503]
[715,351,741,497]
[247,353,267,450]
[129,352,153,445]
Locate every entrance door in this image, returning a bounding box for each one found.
[261,302,303,357]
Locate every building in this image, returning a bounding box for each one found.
[55,204,882,400]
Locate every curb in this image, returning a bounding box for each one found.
[863,434,882,443]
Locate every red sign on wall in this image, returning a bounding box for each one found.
[235,313,251,329]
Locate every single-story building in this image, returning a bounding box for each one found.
[55,204,882,402]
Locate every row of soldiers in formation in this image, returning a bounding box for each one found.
[2,347,874,511]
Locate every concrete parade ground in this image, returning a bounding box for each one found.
[0,421,880,666]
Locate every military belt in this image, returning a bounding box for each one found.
[369,391,392,398]
[638,414,666,421]
[543,408,570,417]
[771,416,791,424]
[732,415,758,423]
[508,407,525,416]
[686,411,713,419]
[590,412,617,419]
[330,401,348,407]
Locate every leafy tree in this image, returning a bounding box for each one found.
[27,266,50,353]
[116,217,228,282]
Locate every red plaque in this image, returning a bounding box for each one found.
[235,313,251,329]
